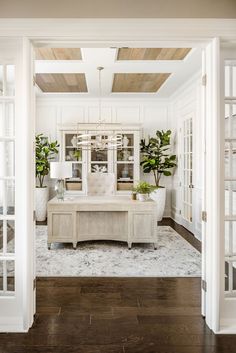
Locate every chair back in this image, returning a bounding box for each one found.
[87,173,115,196]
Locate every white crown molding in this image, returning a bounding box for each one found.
[36,96,169,105]
[0,19,235,43]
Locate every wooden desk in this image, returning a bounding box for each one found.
[47,196,157,249]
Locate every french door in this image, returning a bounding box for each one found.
[180,114,195,233]
[0,38,34,332]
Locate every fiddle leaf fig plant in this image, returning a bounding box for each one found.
[35,134,60,188]
[140,130,177,187]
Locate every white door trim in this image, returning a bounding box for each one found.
[0,18,235,333]
[0,37,35,332]
[0,18,235,43]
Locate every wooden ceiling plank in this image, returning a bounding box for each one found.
[117,48,191,61]
[112,73,170,93]
[36,73,87,92]
[35,48,82,60]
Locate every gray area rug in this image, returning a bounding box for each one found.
[36,226,201,277]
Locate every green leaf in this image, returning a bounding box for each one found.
[163,171,172,176]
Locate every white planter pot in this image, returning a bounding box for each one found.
[150,187,166,221]
[138,193,149,202]
[35,187,49,222]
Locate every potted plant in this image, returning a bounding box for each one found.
[140,130,177,220]
[35,134,59,221]
[134,181,155,202]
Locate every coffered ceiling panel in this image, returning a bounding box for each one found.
[35,48,82,60]
[36,73,87,92]
[117,48,191,61]
[112,73,171,93]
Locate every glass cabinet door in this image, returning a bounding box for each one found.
[116,133,135,191]
[63,133,83,192]
[89,134,109,173]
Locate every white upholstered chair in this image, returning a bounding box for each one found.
[87,173,115,196]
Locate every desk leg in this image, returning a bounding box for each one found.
[128,242,132,250]
[73,242,77,250]
[154,243,157,250]
[47,243,51,250]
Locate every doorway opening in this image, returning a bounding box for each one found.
[31,44,203,279]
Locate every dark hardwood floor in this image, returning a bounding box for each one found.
[0,277,235,352]
[2,219,233,352]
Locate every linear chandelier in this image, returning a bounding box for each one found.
[76,67,123,151]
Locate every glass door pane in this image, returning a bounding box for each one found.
[116,134,134,191]
[64,133,83,192]
[182,118,193,223]
[89,133,109,173]
[224,63,236,296]
[0,63,15,296]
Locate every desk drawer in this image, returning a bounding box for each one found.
[77,211,128,240]
[48,212,75,242]
[131,212,156,241]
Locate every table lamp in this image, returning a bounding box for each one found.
[50,162,72,200]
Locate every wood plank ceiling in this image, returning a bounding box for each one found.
[35,74,88,93]
[35,48,82,60]
[117,48,191,61]
[34,47,192,93]
[112,73,171,93]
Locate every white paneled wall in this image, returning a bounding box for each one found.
[36,97,172,215]
[36,76,202,231]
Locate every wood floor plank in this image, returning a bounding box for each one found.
[1,274,236,351]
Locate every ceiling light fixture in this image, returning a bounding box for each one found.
[76,67,123,151]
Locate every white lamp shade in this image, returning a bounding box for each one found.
[50,162,72,179]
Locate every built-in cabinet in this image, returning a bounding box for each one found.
[59,124,140,194]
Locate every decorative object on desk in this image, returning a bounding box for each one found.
[76,67,123,151]
[92,164,107,173]
[35,134,59,221]
[123,135,129,147]
[140,130,177,220]
[71,135,78,147]
[50,162,72,201]
[134,181,155,202]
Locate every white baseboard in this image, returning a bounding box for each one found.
[170,208,202,241]
[0,317,28,333]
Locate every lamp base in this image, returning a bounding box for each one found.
[55,179,65,201]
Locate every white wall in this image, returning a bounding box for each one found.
[35,97,173,216]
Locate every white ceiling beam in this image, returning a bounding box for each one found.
[35,60,186,73]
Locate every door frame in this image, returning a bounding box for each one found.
[0,18,235,333]
[0,38,35,332]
